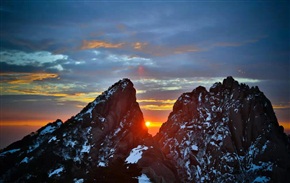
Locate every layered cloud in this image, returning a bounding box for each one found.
[138,99,176,111]
[211,36,268,48]
[0,50,68,66]
[1,72,58,85]
[81,40,125,49]
[80,40,200,56]
[273,103,290,110]
[0,50,68,73]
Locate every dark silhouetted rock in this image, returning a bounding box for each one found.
[155,76,290,182]
[0,79,151,182]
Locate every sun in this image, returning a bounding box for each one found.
[145,121,151,127]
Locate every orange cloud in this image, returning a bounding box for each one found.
[1,73,101,105]
[138,99,175,111]
[133,42,148,50]
[141,104,172,111]
[273,104,290,109]
[81,40,125,49]
[57,92,102,104]
[81,39,200,56]
[138,99,176,104]
[173,45,200,54]
[3,85,101,105]
[0,72,58,84]
[132,43,200,56]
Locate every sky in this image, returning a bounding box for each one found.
[0,0,289,149]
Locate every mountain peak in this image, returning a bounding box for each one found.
[156,76,290,182]
[221,75,239,90]
[106,78,134,94]
[0,78,149,182]
[75,78,137,124]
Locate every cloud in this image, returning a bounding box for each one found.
[135,77,262,92]
[133,42,200,56]
[80,40,200,57]
[57,92,102,105]
[81,40,125,49]
[138,99,175,111]
[173,45,201,54]
[1,37,62,52]
[212,36,268,48]
[141,104,172,111]
[0,50,68,72]
[138,99,176,103]
[273,103,290,110]
[133,42,148,50]
[0,74,103,107]
[106,53,155,66]
[1,50,68,65]
[0,72,59,84]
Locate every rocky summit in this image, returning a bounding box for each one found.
[155,76,290,182]
[0,77,289,183]
[0,79,150,182]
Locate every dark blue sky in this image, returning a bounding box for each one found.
[0,0,289,148]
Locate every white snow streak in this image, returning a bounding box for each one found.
[48,166,64,177]
[138,174,151,183]
[125,145,149,164]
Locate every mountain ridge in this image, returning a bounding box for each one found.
[155,76,290,182]
[1,76,289,182]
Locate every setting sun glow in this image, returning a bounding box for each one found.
[145,121,151,127]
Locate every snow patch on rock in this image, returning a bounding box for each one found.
[125,145,151,164]
[48,166,64,177]
[138,174,151,183]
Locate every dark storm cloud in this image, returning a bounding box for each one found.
[0,62,41,73]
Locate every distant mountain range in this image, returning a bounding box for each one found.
[1,77,289,182]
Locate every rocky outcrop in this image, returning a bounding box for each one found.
[0,79,150,182]
[155,76,290,182]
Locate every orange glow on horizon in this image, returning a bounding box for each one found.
[1,120,288,137]
[279,122,290,131]
[144,120,164,136]
[0,120,50,127]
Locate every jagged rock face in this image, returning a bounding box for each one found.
[136,138,178,183]
[0,79,149,182]
[155,76,290,182]
[1,77,289,183]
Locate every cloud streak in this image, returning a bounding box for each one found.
[0,72,59,84]
[0,50,68,66]
[81,40,125,49]
[273,104,290,110]
[211,36,268,48]
[138,99,176,111]
[80,40,201,56]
